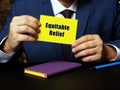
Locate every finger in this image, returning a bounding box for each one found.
[72,40,96,53]
[12,19,39,30]
[17,34,38,42]
[81,54,101,62]
[12,15,39,24]
[12,15,40,31]
[17,26,39,37]
[72,35,96,48]
[74,47,97,58]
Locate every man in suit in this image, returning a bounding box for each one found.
[0,0,120,63]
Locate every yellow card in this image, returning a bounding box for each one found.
[38,15,78,45]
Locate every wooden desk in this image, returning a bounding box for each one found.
[0,63,120,90]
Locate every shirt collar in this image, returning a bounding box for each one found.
[50,0,77,16]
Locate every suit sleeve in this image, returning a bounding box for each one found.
[108,1,120,49]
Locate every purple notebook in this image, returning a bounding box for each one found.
[24,61,82,78]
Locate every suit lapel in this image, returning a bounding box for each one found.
[39,0,54,16]
[76,1,92,39]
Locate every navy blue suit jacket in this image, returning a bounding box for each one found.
[0,0,120,63]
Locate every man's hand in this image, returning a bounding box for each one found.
[71,34,117,62]
[1,15,40,54]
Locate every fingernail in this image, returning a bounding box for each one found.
[37,29,40,33]
[38,22,40,26]
[72,42,76,47]
[72,48,75,53]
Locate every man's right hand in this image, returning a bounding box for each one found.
[1,15,40,54]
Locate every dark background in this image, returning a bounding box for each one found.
[0,0,14,29]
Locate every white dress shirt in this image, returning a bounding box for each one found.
[0,0,120,63]
[0,37,13,63]
[50,0,77,18]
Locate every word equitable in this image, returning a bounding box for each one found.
[46,23,70,30]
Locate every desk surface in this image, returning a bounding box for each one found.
[0,63,120,90]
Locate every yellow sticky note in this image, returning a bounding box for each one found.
[38,15,78,45]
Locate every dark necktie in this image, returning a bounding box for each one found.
[60,9,74,60]
[60,9,74,18]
